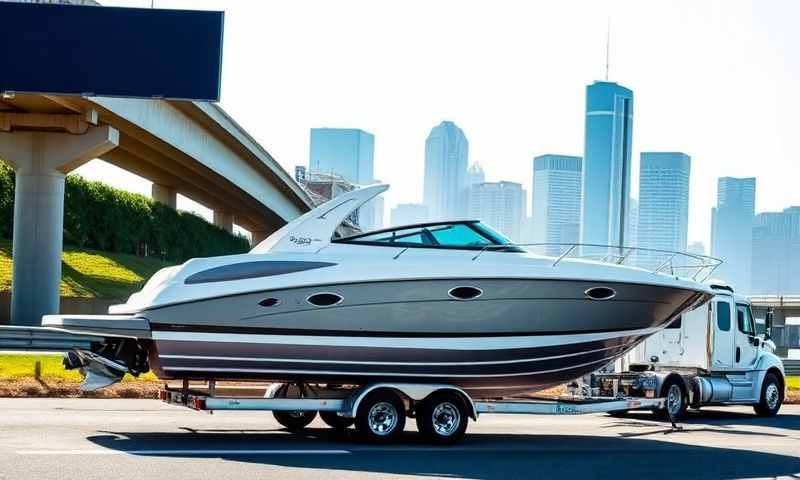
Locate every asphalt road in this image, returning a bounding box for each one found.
[0,399,798,480]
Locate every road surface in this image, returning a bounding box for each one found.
[0,399,798,479]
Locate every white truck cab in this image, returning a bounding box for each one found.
[593,283,785,420]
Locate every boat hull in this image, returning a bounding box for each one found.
[138,278,710,397]
[148,328,654,397]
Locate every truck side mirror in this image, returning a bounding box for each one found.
[765,308,774,340]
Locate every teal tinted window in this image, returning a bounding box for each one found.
[716,301,731,331]
[354,227,430,245]
[427,224,491,247]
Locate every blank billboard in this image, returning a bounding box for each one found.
[0,3,224,101]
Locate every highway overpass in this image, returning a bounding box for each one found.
[0,93,312,326]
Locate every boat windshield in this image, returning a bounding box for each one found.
[335,221,517,250]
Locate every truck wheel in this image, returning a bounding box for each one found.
[416,392,469,444]
[355,390,406,443]
[754,372,783,417]
[273,410,317,431]
[320,411,355,430]
[655,377,687,421]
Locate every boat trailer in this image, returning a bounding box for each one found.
[159,380,679,444]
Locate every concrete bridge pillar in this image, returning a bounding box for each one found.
[213,211,234,233]
[151,183,177,209]
[0,126,119,325]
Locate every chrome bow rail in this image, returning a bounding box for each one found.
[471,243,722,282]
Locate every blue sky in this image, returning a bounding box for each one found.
[82,0,800,248]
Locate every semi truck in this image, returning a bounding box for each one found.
[592,283,785,420]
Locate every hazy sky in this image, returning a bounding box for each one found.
[81,0,800,248]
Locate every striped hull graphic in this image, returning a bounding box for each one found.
[149,328,652,397]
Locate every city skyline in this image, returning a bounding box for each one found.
[76,0,800,252]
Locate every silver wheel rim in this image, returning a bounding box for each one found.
[368,402,398,436]
[431,402,461,436]
[765,383,780,410]
[667,384,682,416]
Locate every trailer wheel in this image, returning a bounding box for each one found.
[273,410,317,431]
[320,411,355,430]
[416,392,469,444]
[754,372,783,417]
[355,390,406,443]
[654,377,687,421]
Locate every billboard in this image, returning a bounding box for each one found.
[0,2,224,101]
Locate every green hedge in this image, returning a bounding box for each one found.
[0,162,250,262]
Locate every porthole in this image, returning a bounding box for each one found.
[585,286,616,301]
[448,286,483,300]
[307,292,343,307]
[258,297,281,307]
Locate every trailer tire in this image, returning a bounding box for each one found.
[654,377,687,421]
[355,390,406,443]
[273,410,317,431]
[415,392,469,444]
[754,372,783,417]
[320,411,355,430]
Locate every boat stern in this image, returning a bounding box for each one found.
[42,314,153,391]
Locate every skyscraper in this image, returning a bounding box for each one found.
[423,121,469,221]
[467,163,485,188]
[637,152,691,267]
[309,128,374,184]
[531,154,582,255]
[309,128,378,230]
[580,81,634,247]
[390,203,428,226]
[711,177,756,293]
[468,181,525,241]
[751,207,800,295]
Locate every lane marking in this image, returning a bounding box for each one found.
[16,449,351,456]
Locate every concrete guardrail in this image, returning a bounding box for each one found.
[0,325,101,351]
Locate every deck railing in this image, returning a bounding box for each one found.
[471,243,722,282]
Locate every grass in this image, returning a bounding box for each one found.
[0,354,157,382]
[0,238,172,299]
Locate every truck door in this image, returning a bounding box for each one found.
[711,299,734,369]
[734,303,758,367]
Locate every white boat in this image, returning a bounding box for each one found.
[44,184,717,397]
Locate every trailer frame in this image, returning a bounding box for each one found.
[159,380,676,443]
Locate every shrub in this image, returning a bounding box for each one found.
[0,163,250,262]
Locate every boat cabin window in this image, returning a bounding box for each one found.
[335,221,515,250]
[736,303,755,336]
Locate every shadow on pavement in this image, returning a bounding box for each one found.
[605,406,800,433]
[87,427,800,480]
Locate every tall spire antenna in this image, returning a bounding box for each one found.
[604,17,611,81]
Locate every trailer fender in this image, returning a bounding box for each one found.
[345,383,478,420]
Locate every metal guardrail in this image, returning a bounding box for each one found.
[0,325,101,351]
[784,359,800,376]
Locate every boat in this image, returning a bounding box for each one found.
[43,184,718,397]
